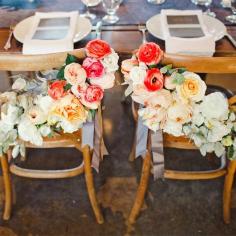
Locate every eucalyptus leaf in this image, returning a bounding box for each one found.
[160,64,172,74]
[172,73,185,85]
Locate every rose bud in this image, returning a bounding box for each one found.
[85,39,112,59]
[82,57,105,79]
[137,42,163,65]
[144,68,164,92]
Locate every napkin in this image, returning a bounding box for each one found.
[160,9,215,56]
[23,11,78,55]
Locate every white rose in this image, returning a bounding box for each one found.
[130,66,146,85]
[176,72,206,103]
[102,50,119,73]
[18,117,43,146]
[12,78,27,90]
[90,73,115,89]
[200,92,229,120]
[35,95,54,115]
[64,63,87,86]
[167,102,192,124]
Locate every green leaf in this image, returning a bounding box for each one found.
[57,65,66,79]
[227,145,234,159]
[148,64,158,69]
[64,83,72,91]
[172,73,185,85]
[160,64,172,74]
[66,54,77,65]
[178,68,186,74]
[90,109,96,119]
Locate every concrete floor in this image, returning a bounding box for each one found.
[0,70,236,235]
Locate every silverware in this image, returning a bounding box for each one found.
[138,24,147,44]
[225,32,236,48]
[4,25,14,50]
[95,21,102,39]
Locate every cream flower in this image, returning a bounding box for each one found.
[64,63,87,86]
[164,75,176,90]
[18,117,43,146]
[176,72,206,103]
[0,91,17,105]
[131,84,154,105]
[199,92,229,120]
[34,95,54,114]
[90,73,115,89]
[167,102,192,124]
[163,119,183,136]
[27,106,47,125]
[12,78,27,91]
[130,66,147,85]
[121,57,139,74]
[192,104,204,126]
[102,50,119,73]
[147,89,173,109]
[1,104,21,125]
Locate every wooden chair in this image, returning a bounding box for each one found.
[127,53,236,225]
[0,49,104,224]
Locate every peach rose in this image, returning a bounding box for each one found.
[176,72,206,103]
[64,63,87,86]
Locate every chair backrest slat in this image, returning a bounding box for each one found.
[0,49,86,71]
[162,54,236,74]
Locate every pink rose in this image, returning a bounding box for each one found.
[90,73,115,89]
[64,63,87,86]
[86,39,112,59]
[82,57,105,79]
[144,68,164,92]
[80,85,104,109]
[48,80,67,100]
[137,42,163,65]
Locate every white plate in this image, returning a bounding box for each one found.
[13,16,92,43]
[146,14,226,41]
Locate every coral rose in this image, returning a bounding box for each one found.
[137,42,163,65]
[48,80,67,100]
[64,63,87,86]
[144,68,164,92]
[86,39,112,59]
[82,57,105,79]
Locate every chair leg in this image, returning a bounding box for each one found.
[82,145,104,224]
[223,160,236,224]
[128,150,151,224]
[0,154,12,220]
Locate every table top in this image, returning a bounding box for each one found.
[0,0,236,55]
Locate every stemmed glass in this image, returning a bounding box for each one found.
[191,0,216,17]
[80,0,101,20]
[102,0,121,24]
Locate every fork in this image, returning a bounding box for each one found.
[138,24,147,44]
[4,25,14,50]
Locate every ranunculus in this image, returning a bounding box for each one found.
[82,57,105,79]
[130,66,147,85]
[86,39,112,59]
[12,78,27,91]
[167,102,192,124]
[199,92,229,120]
[101,50,119,72]
[164,75,176,90]
[48,80,67,100]
[137,42,163,65]
[90,73,115,89]
[176,72,206,103]
[144,68,164,91]
[81,85,104,109]
[64,63,87,86]
[27,106,47,125]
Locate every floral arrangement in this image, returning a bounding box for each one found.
[0,39,118,158]
[121,42,236,160]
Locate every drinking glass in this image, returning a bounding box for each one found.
[102,0,121,24]
[225,1,236,23]
[191,0,212,5]
[81,0,101,20]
